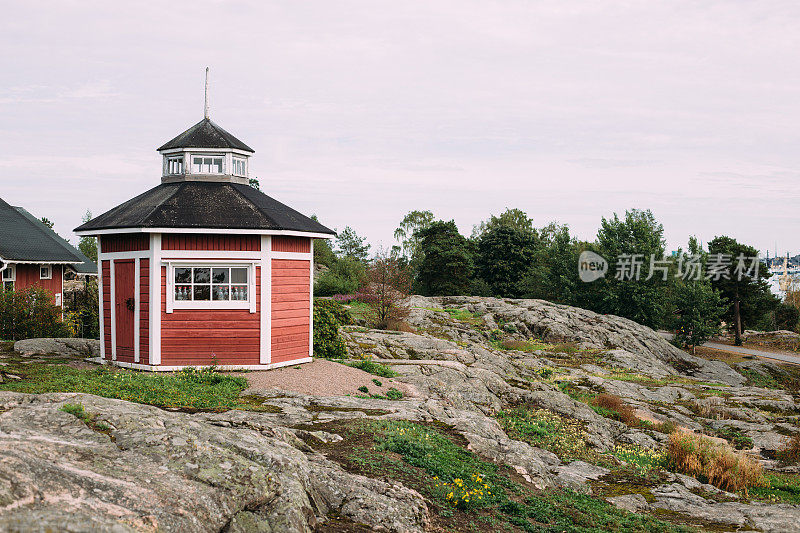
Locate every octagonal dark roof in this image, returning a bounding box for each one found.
[157,118,254,153]
[74,182,334,235]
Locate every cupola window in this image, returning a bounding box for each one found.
[167,156,184,175]
[232,157,247,177]
[192,156,223,174]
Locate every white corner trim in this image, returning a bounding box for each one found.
[150,234,162,366]
[249,262,257,314]
[109,260,116,361]
[309,240,314,358]
[97,245,105,360]
[134,258,140,363]
[260,235,271,364]
[95,357,313,372]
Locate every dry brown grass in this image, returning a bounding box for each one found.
[667,431,765,495]
[591,393,640,427]
[777,435,800,465]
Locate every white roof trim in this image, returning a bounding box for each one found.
[2,259,83,265]
[75,227,334,239]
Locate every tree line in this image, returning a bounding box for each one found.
[315,208,797,348]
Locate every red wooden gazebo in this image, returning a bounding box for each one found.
[75,116,334,370]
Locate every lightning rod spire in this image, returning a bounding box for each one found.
[204,67,210,119]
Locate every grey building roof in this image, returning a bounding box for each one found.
[157,118,255,153]
[0,197,98,274]
[75,182,335,235]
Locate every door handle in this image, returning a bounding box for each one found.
[126,297,135,311]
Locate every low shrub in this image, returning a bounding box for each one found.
[386,387,403,400]
[666,431,764,495]
[777,435,800,465]
[0,287,71,340]
[346,359,397,378]
[313,299,350,359]
[591,393,640,426]
[314,258,366,297]
[714,425,754,450]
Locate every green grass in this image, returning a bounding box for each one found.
[421,307,484,325]
[328,419,692,532]
[344,301,372,321]
[712,425,753,450]
[60,402,112,433]
[0,363,251,411]
[749,473,800,504]
[496,406,611,465]
[346,359,398,378]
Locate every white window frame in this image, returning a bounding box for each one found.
[191,155,225,175]
[166,260,257,312]
[2,264,15,281]
[232,156,247,177]
[40,264,52,280]
[166,156,184,175]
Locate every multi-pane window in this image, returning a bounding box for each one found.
[232,157,247,176]
[192,156,223,174]
[174,266,249,302]
[167,157,184,175]
[40,265,52,280]
[2,265,14,292]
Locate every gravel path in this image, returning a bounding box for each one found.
[236,359,415,398]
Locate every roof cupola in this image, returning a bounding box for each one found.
[157,68,254,185]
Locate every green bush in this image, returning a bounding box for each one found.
[347,359,398,377]
[0,287,71,340]
[313,299,349,359]
[314,258,366,296]
[776,303,800,332]
[64,279,100,339]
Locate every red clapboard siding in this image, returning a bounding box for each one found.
[102,261,111,358]
[272,236,310,253]
[271,259,310,363]
[162,234,260,251]
[139,259,149,365]
[160,265,261,366]
[100,234,149,253]
[12,264,63,302]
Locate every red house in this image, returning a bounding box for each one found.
[75,116,334,370]
[0,198,97,304]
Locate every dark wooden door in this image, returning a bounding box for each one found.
[114,260,135,356]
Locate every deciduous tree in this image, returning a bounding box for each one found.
[415,220,474,296]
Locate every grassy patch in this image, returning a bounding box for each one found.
[710,425,753,450]
[421,307,484,325]
[356,387,404,401]
[750,473,800,504]
[344,301,372,321]
[0,358,253,411]
[497,406,611,465]
[310,418,693,532]
[345,359,398,378]
[777,434,800,465]
[496,339,555,352]
[60,402,113,436]
[591,394,640,427]
[666,431,765,495]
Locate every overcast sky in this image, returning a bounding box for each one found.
[1,1,798,256]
